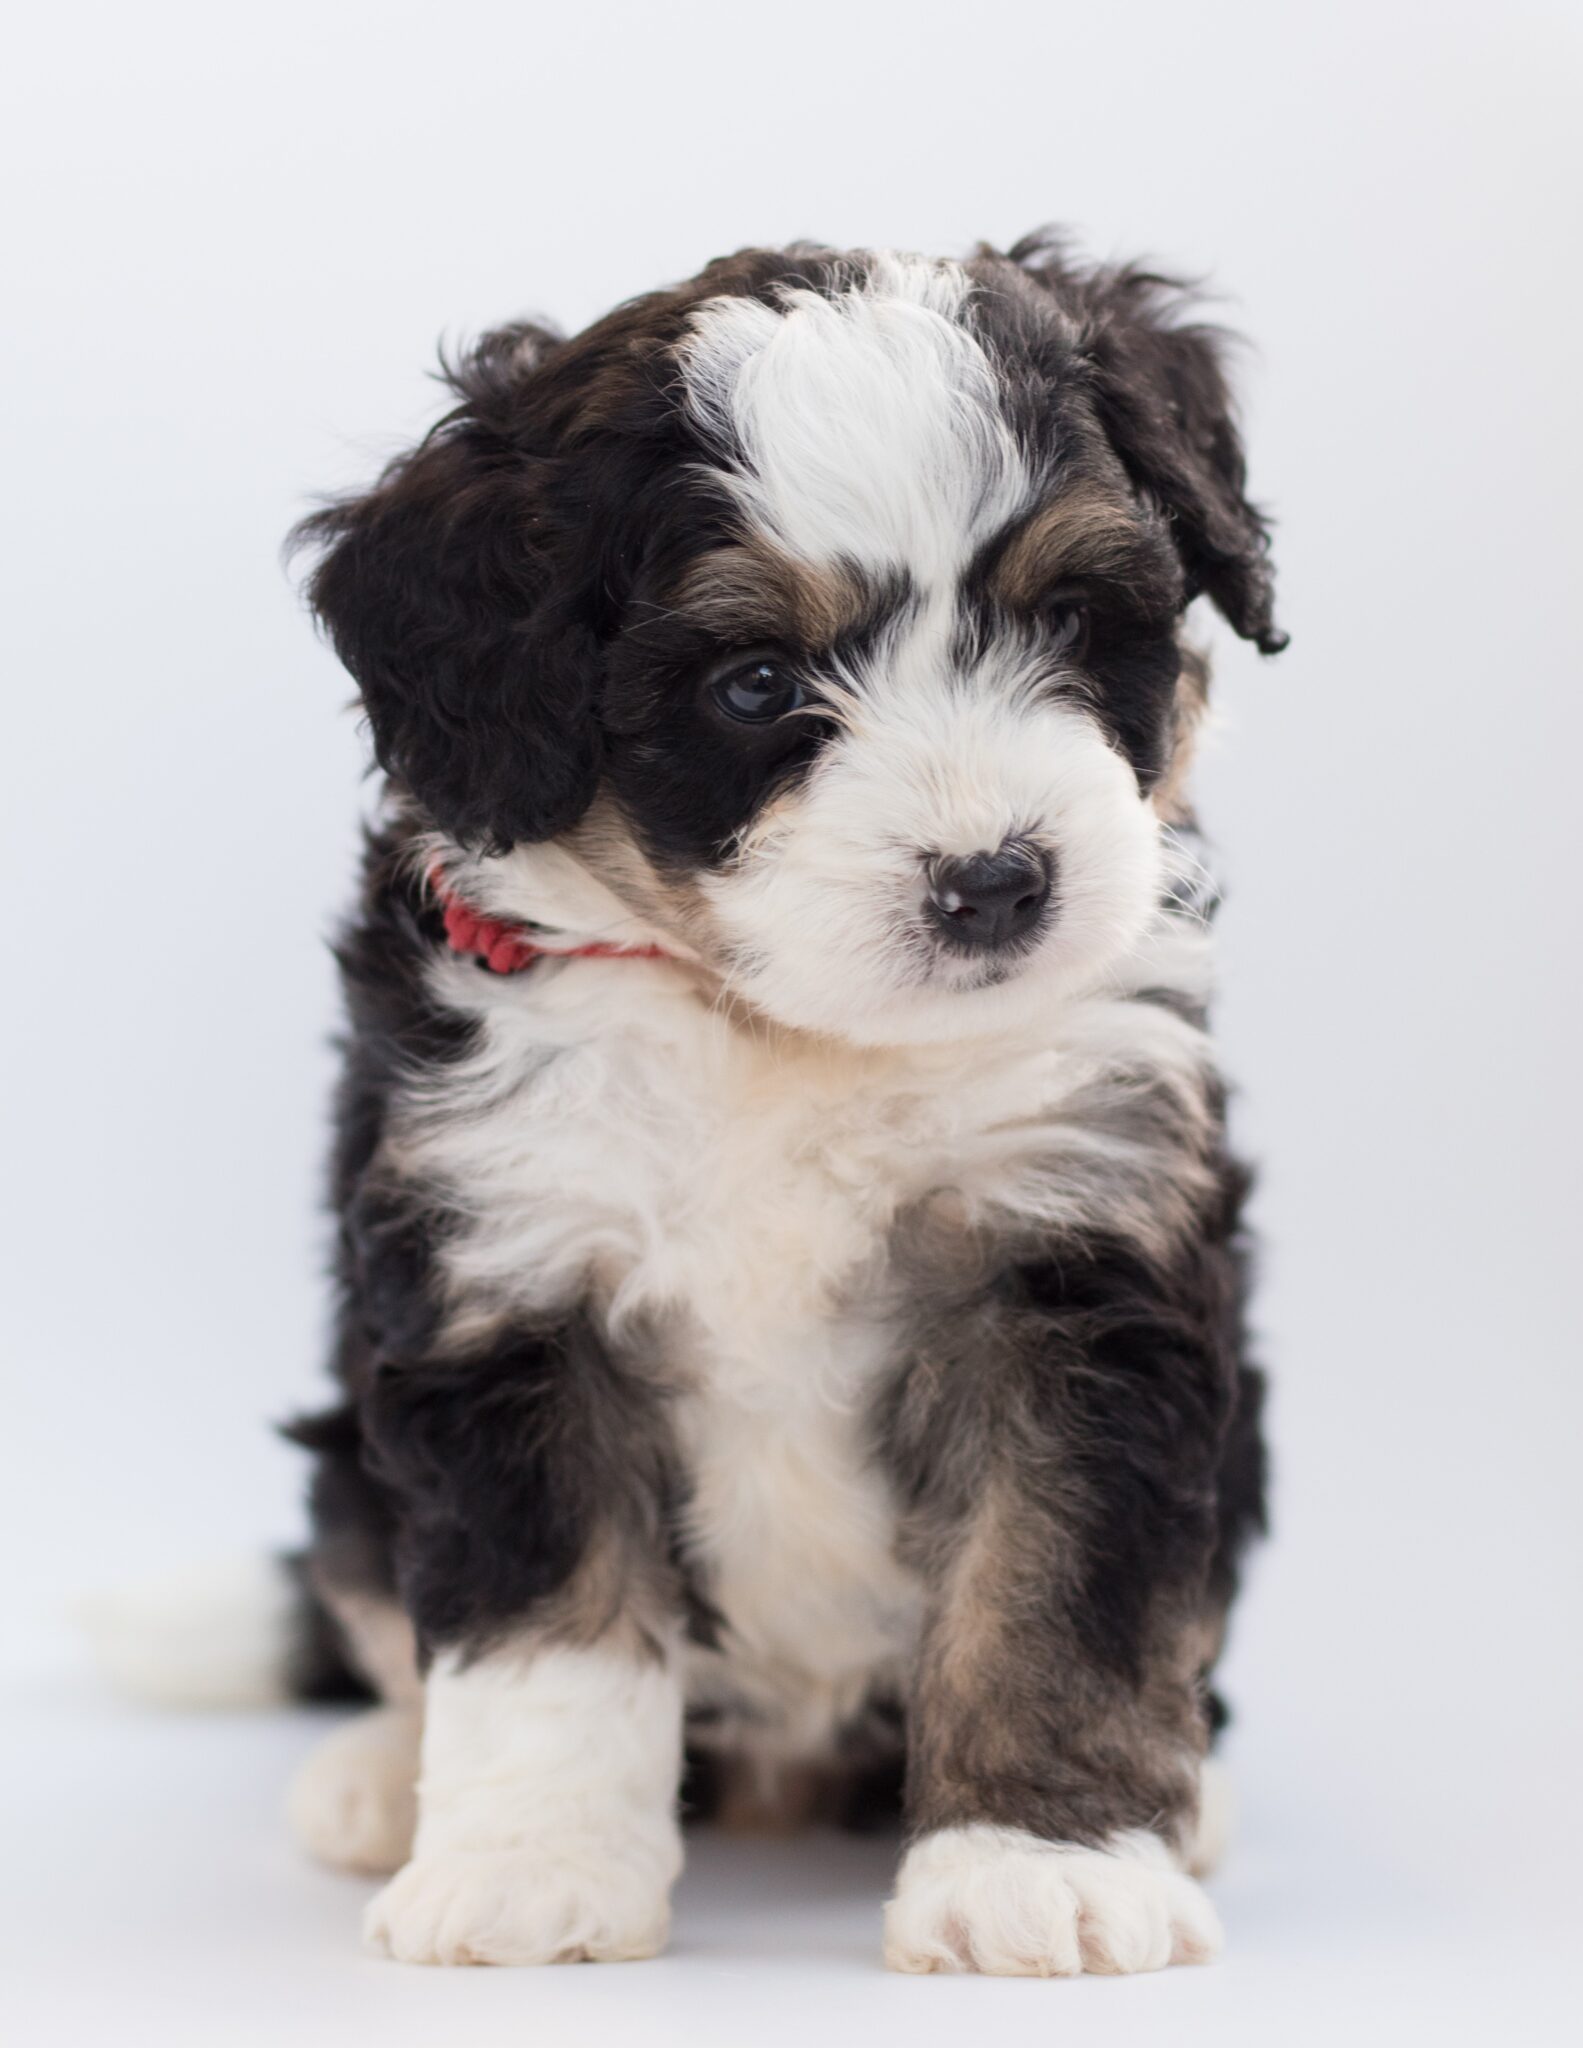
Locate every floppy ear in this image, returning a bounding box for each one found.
[1010,238,1287,654]
[295,326,602,850]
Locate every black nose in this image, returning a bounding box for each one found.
[926,843,1053,951]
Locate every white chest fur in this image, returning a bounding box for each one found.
[390,935,1213,1751]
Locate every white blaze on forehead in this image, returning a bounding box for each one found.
[680,254,1032,586]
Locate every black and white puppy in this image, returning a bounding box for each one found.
[283,235,1282,1975]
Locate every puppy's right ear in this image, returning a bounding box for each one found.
[294,326,600,850]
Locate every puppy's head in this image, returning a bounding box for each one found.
[300,237,1283,1046]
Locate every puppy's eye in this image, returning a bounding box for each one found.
[1041,595,1091,663]
[708,654,806,724]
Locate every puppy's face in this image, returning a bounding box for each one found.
[303,241,1283,1047]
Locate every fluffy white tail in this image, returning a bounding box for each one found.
[77,1554,300,1709]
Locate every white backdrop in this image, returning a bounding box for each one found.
[4,4,1580,2043]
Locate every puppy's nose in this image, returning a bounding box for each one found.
[926,842,1052,951]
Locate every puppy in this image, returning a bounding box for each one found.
[283,235,1282,1974]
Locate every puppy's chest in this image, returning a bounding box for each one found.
[405,967,1061,1721]
[418,965,1021,1342]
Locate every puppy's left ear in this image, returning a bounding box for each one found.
[294,325,602,850]
[1024,248,1287,654]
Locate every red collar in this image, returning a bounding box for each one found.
[429,865,671,975]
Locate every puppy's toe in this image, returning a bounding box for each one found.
[364,1843,675,1966]
[883,1823,1222,1977]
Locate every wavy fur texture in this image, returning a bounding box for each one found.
[275,235,1281,1974]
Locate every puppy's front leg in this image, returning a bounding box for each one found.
[360,1333,685,1967]
[367,1635,683,1965]
[882,1253,1246,1977]
[887,1554,1223,1977]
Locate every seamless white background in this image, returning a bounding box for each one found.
[4,3,1580,2042]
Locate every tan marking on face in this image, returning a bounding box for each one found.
[989,487,1159,610]
[560,792,724,961]
[670,540,866,650]
[560,794,850,1053]
[1151,640,1211,826]
[559,793,801,1040]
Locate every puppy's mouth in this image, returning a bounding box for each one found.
[910,935,1037,995]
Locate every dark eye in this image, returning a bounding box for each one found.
[1041,595,1091,663]
[707,653,807,725]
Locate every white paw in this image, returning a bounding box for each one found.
[884,1824,1223,1977]
[364,1841,677,1966]
[288,1707,420,1876]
